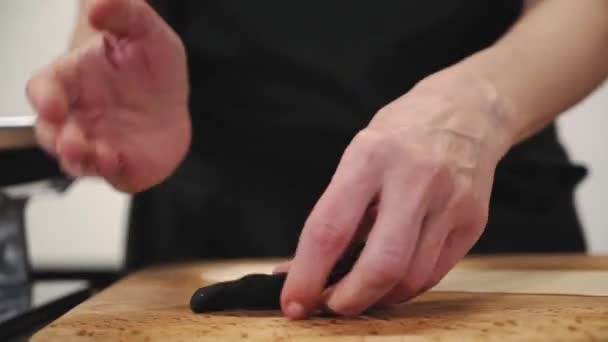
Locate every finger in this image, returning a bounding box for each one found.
[273,206,375,276]
[376,214,453,307]
[93,140,121,179]
[281,146,382,319]
[353,201,378,242]
[89,0,160,39]
[424,189,489,287]
[375,167,456,306]
[61,155,97,177]
[420,231,466,295]
[26,57,79,124]
[34,118,60,155]
[324,174,431,316]
[56,118,92,177]
[425,222,484,292]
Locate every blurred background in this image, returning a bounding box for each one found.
[1,1,607,277]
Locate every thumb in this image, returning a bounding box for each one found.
[89,0,161,39]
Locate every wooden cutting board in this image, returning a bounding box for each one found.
[33,255,608,342]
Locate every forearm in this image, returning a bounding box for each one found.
[423,0,608,150]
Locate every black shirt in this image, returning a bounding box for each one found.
[121,1,587,270]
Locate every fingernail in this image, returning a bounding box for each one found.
[285,301,306,319]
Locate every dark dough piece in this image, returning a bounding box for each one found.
[190,243,364,313]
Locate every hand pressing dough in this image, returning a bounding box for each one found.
[190,244,364,313]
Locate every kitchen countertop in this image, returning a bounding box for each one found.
[32,254,608,341]
[0,116,35,151]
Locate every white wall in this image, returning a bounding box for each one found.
[0,1,606,273]
[1,1,131,270]
[558,82,608,253]
[0,1,76,119]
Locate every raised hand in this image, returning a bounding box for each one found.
[27,0,191,192]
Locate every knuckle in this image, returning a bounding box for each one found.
[307,221,350,254]
[416,155,448,180]
[454,195,489,233]
[349,129,398,166]
[351,128,381,148]
[371,266,401,288]
[465,221,487,239]
[365,248,404,287]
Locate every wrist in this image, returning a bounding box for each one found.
[409,68,518,159]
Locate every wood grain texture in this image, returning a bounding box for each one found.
[33,255,608,342]
[460,254,608,271]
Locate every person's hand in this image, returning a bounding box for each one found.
[26,0,190,193]
[279,72,514,319]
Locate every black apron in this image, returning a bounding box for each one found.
[125,0,587,271]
